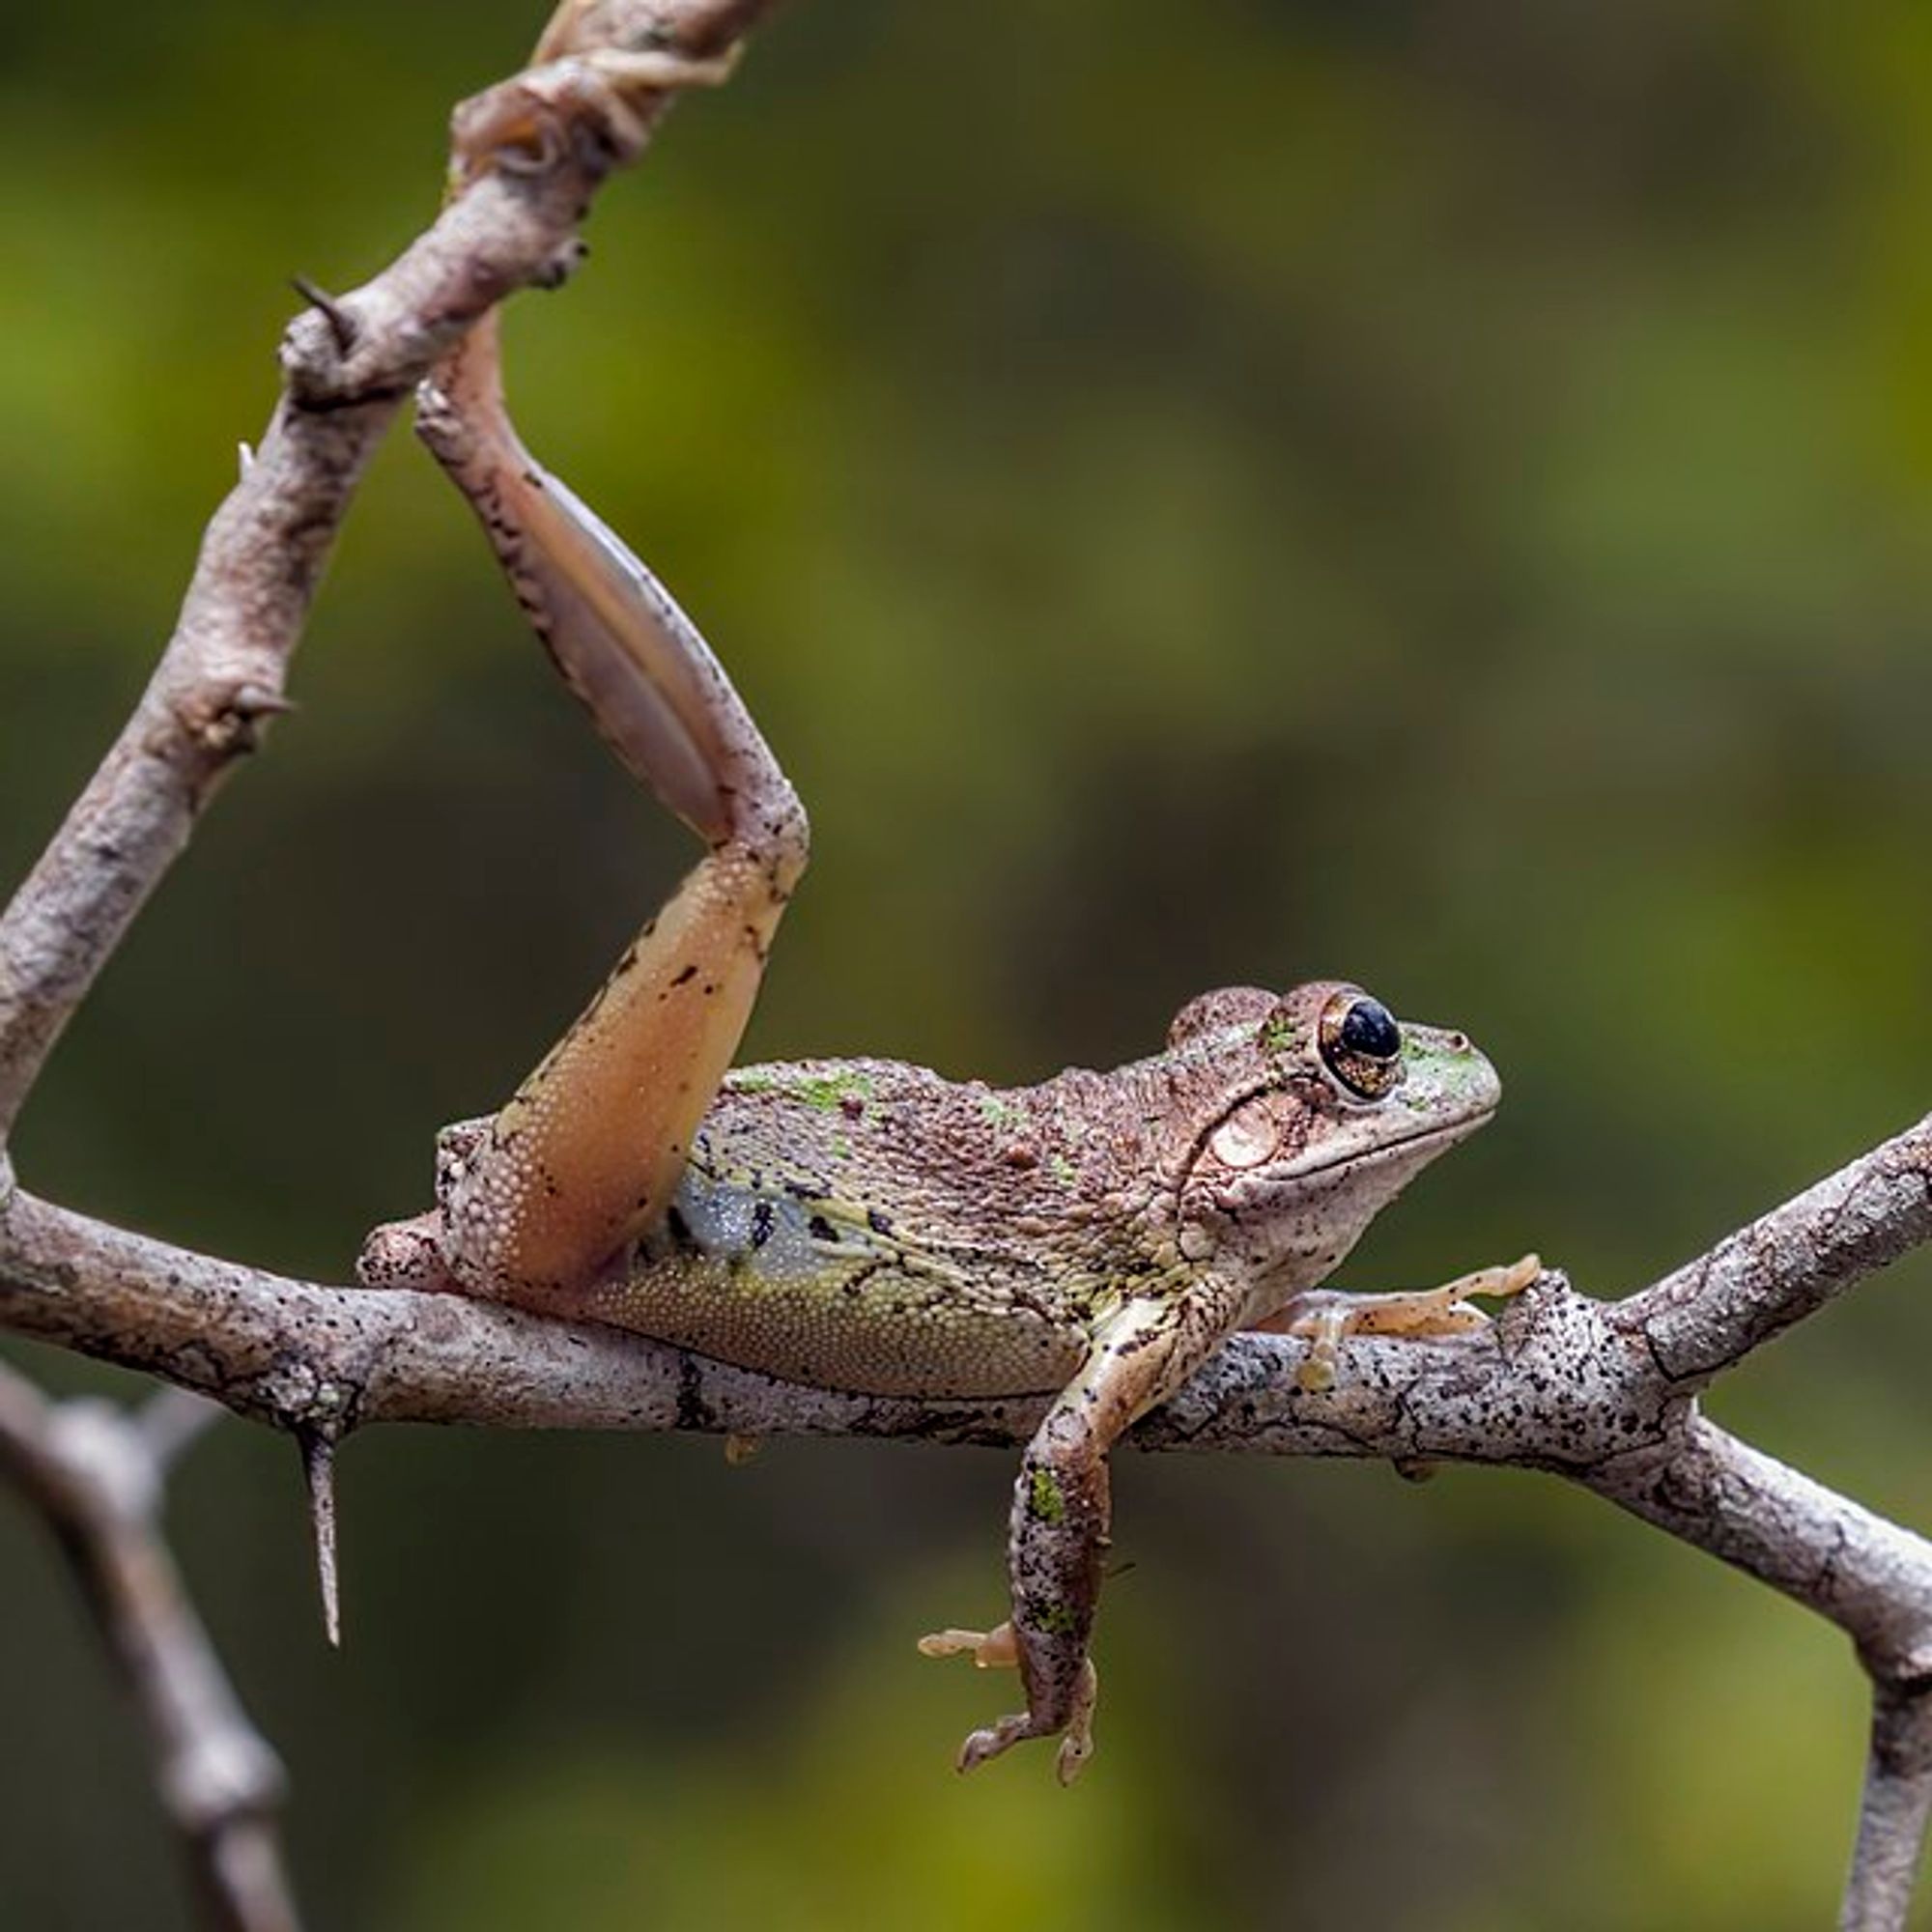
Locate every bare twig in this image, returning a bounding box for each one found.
[0,1,1928,1926]
[1845,1687,1932,1932]
[0,1359,297,1932]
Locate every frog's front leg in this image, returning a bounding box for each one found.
[920,1280,1247,1783]
[359,311,807,1304]
[1259,1253,1543,1392]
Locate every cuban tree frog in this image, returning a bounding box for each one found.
[359,14,1536,1783]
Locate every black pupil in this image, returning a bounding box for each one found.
[1339,997,1401,1061]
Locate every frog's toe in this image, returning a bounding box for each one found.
[1492,1251,1544,1298]
[916,1621,1019,1669]
[956,1714,1031,1774]
[921,1624,1035,1772]
[1055,1660,1098,1784]
[1274,1252,1546,1379]
[356,1213,464,1293]
[933,1640,1097,1780]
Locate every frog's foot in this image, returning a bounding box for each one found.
[917,1622,1097,1784]
[356,1211,467,1294]
[918,1622,1020,1670]
[1270,1253,1542,1392]
[452,43,741,182]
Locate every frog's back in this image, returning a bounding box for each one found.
[574,1054,1173,1397]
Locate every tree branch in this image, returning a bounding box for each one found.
[1846,1686,1932,1932]
[1616,1112,1932,1389]
[10,1122,1932,1919]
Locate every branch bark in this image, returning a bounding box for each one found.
[1,3,1929,1927]
[0,1365,297,1932]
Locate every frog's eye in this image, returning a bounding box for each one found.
[1318,990,1404,1100]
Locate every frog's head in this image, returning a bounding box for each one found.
[1168,980,1499,1297]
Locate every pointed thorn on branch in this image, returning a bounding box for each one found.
[298,1430,342,1649]
[290,275,357,356]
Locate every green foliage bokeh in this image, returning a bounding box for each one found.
[3,2,1931,1926]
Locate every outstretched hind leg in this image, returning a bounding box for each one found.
[360,314,807,1305]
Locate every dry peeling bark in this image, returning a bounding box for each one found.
[2,5,1931,1928]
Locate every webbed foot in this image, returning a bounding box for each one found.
[918,1621,1097,1784]
[1272,1252,1542,1391]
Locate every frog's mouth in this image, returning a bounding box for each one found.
[1269,1106,1496,1185]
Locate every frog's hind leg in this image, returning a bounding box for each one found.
[369,316,809,1304]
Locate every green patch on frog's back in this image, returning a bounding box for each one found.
[977,1090,1029,1132]
[724,1062,877,1113]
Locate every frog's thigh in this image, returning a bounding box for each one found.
[453,845,789,1296]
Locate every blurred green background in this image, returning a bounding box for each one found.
[3,0,1931,1925]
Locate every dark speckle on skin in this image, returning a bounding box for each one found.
[674,1353,709,1434]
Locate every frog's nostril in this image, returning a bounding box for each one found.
[1446,1031,1469,1053]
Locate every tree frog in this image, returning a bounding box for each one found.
[358,14,1537,1782]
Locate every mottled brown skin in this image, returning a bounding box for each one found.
[360,14,1519,1782]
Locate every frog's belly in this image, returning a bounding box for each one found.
[576,1177,1090,1399]
[580,1253,1088,1397]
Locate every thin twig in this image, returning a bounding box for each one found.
[1845,1686,1932,1932]
[0,1359,298,1932]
